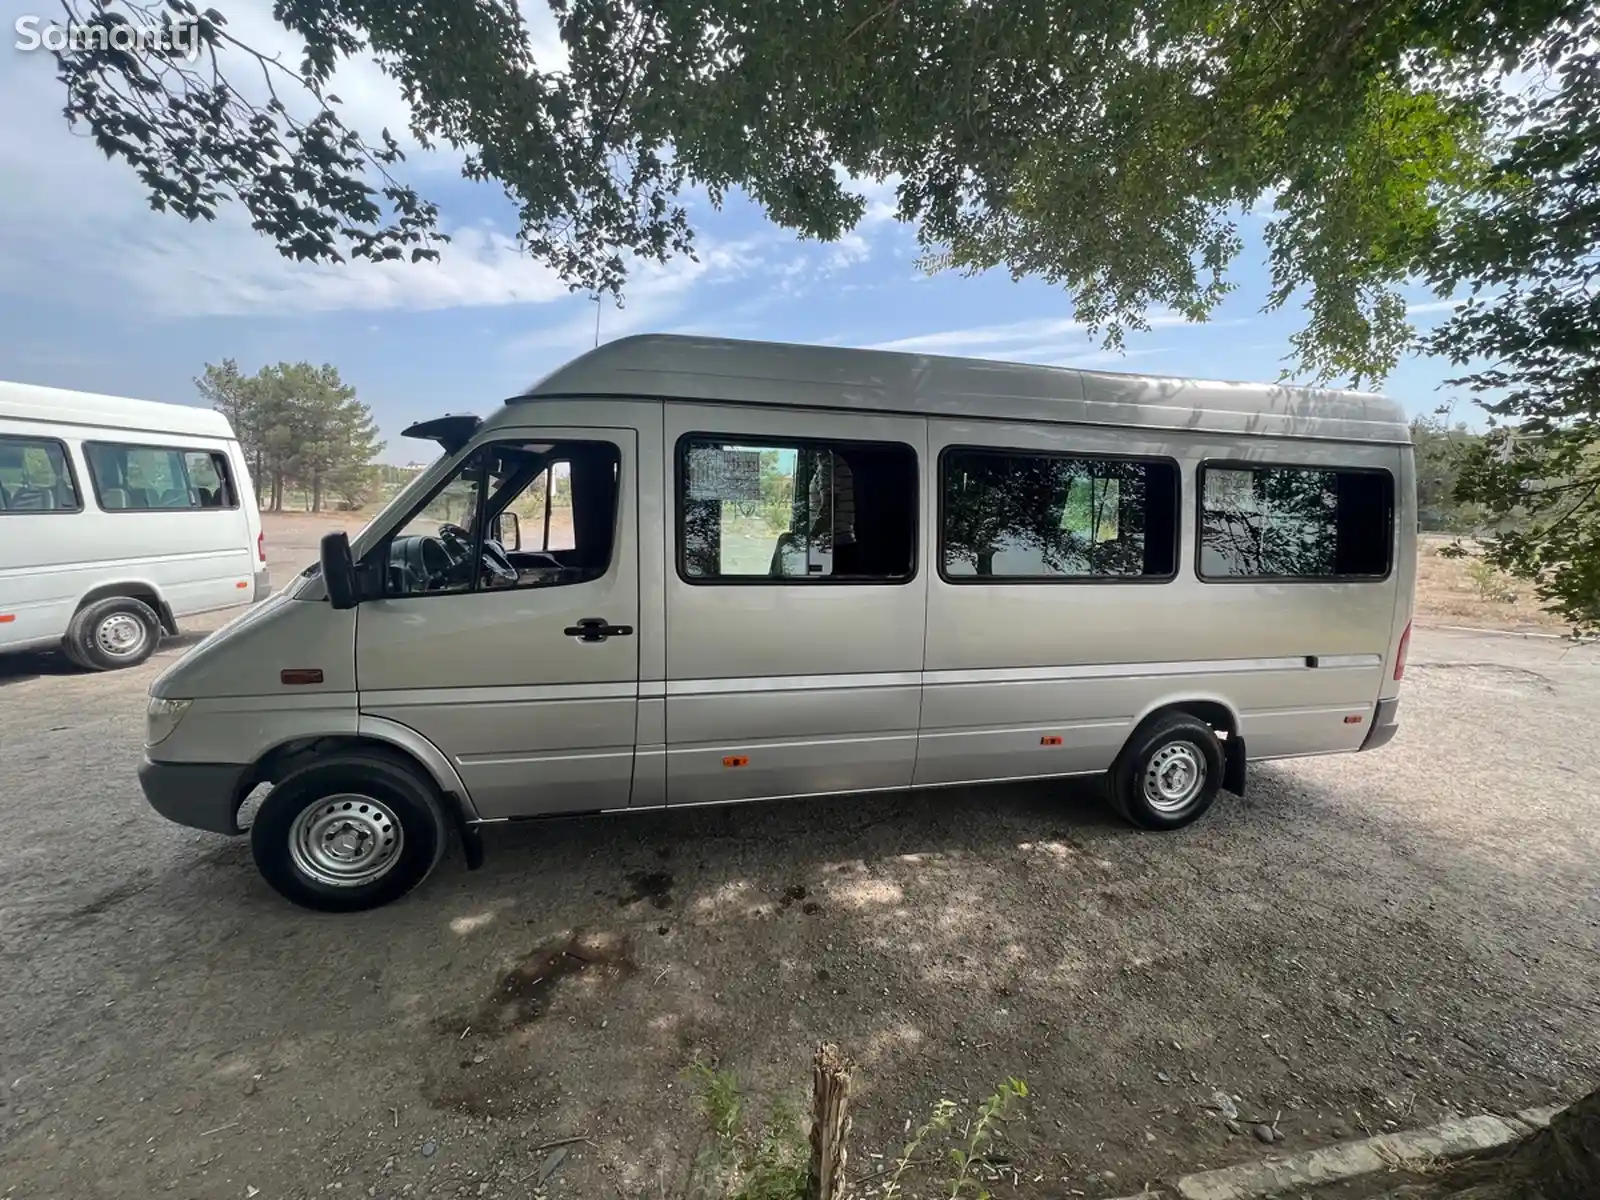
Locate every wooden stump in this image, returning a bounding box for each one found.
[806,1042,855,1200]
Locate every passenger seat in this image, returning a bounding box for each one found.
[7,486,55,510]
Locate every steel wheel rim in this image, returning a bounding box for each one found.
[96,612,147,658]
[288,793,404,887]
[1142,741,1206,814]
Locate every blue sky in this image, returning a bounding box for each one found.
[1,2,1466,464]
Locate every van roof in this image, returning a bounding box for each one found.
[517,333,1411,445]
[0,380,237,441]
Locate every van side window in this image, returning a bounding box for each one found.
[84,443,237,511]
[940,448,1179,580]
[1198,463,1393,580]
[677,436,917,583]
[382,439,619,596]
[0,435,82,513]
[183,451,237,508]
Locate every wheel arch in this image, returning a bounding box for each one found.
[242,723,478,824]
[1124,694,1246,795]
[75,581,177,634]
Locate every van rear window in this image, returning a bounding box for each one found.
[1197,463,1393,580]
[939,448,1179,581]
[85,443,238,511]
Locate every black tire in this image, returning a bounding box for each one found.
[250,751,450,912]
[1107,711,1224,830]
[63,596,162,671]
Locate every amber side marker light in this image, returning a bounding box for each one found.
[0,614,14,624]
[281,668,324,685]
[722,755,749,768]
[1040,735,1063,746]
[1344,715,1364,724]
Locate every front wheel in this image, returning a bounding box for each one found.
[1107,712,1223,830]
[250,752,450,912]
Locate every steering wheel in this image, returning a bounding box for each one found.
[436,523,517,587]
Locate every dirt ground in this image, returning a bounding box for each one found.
[1414,534,1572,634]
[1,523,1597,1200]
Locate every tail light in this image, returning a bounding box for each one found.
[258,531,266,562]
[1394,620,1412,681]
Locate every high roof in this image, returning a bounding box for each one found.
[518,333,1410,445]
[0,380,236,440]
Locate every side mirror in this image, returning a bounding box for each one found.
[494,511,521,551]
[320,531,359,610]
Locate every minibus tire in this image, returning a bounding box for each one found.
[1108,712,1223,830]
[64,596,162,671]
[250,753,450,912]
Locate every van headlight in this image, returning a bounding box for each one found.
[145,697,193,746]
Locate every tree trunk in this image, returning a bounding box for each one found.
[311,474,322,513]
[1377,1086,1600,1199]
[806,1042,854,1200]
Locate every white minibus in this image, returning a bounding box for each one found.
[0,381,268,670]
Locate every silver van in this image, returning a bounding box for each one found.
[138,335,1415,911]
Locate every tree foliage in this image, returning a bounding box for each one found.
[195,359,383,511]
[1424,10,1600,634]
[46,0,1568,376]
[51,1,1600,624]
[1410,415,1486,533]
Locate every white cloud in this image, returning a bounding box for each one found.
[0,48,569,317]
[1406,299,1460,316]
[864,311,1228,358]
[852,173,905,225]
[824,232,872,272]
[866,317,1089,354]
[0,9,594,321]
[501,234,774,359]
[131,224,577,317]
[1047,346,1172,369]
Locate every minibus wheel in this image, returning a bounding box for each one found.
[250,751,450,912]
[63,596,162,671]
[1108,712,1223,830]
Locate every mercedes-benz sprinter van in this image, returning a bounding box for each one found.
[1,382,267,670]
[137,335,1415,911]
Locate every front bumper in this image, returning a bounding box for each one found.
[1360,697,1401,751]
[138,757,250,835]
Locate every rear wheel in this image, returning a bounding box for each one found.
[250,752,450,912]
[63,596,162,671]
[1107,712,1223,830]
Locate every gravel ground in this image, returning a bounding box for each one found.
[0,611,1596,1200]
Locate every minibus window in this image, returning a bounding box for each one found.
[1197,463,1393,580]
[84,442,235,511]
[379,439,620,596]
[939,448,1178,581]
[183,451,237,508]
[678,436,917,583]
[0,436,82,513]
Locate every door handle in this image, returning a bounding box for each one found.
[563,617,634,643]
